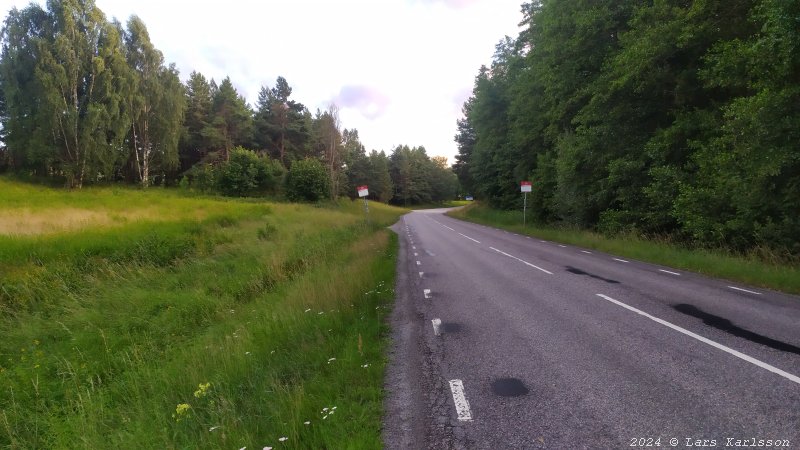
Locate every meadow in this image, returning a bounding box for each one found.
[0,177,407,449]
[449,203,800,295]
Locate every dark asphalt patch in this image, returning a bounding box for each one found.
[672,303,800,355]
[441,323,463,333]
[565,266,620,284]
[491,378,529,397]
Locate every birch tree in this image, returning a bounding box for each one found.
[123,15,185,186]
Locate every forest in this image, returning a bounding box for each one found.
[0,0,457,205]
[455,0,799,258]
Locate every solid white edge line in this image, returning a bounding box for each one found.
[659,269,681,276]
[595,294,800,385]
[444,225,455,231]
[448,379,473,421]
[424,289,431,299]
[728,286,762,295]
[489,247,553,275]
[613,258,630,263]
[458,233,481,244]
[431,318,441,336]
[419,272,424,278]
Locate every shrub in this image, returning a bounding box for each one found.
[215,147,285,197]
[286,158,330,202]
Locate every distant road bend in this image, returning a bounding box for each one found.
[383,208,800,449]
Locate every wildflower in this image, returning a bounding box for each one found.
[245,352,251,355]
[209,426,221,432]
[304,421,310,425]
[263,447,273,450]
[194,382,212,398]
[173,403,191,422]
[322,407,329,412]
[327,358,336,364]
[304,308,311,313]
[278,437,288,442]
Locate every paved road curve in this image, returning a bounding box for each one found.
[383,209,800,449]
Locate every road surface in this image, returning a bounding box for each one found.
[382,208,800,449]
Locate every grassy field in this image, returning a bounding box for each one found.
[0,177,408,449]
[449,203,800,295]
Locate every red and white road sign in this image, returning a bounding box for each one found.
[520,181,532,193]
[357,185,369,198]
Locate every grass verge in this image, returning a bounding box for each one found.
[448,203,800,295]
[0,180,408,449]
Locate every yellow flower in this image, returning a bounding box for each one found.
[173,403,191,422]
[193,382,212,398]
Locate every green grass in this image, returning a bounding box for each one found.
[448,203,800,295]
[0,178,408,449]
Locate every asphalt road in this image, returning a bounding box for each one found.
[382,209,800,450]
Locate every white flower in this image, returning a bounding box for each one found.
[209,426,221,431]
[304,421,310,425]
[322,407,329,412]
[328,358,336,362]
[239,447,246,450]
[278,436,288,442]
[245,352,251,355]
[263,447,273,450]
[304,309,311,313]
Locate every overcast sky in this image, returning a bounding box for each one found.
[0,0,523,163]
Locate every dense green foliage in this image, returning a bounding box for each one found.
[286,158,330,202]
[0,0,458,203]
[457,0,800,257]
[214,147,285,197]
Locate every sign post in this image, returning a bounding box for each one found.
[357,185,370,224]
[520,181,532,226]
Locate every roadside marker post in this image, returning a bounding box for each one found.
[520,181,532,226]
[357,185,370,224]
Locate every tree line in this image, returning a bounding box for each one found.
[0,0,456,205]
[456,0,799,257]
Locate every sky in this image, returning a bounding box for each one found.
[0,0,524,163]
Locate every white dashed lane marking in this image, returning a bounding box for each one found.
[489,247,553,275]
[613,258,630,263]
[659,269,681,276]
[728,286,762,295]
[431,318,442,336]
[449,380,473,421]
[458,233,481,244]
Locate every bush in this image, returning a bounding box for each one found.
[286,158,330,202]
[216,147,284,197]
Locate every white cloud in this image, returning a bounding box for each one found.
[0,0,523,161]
